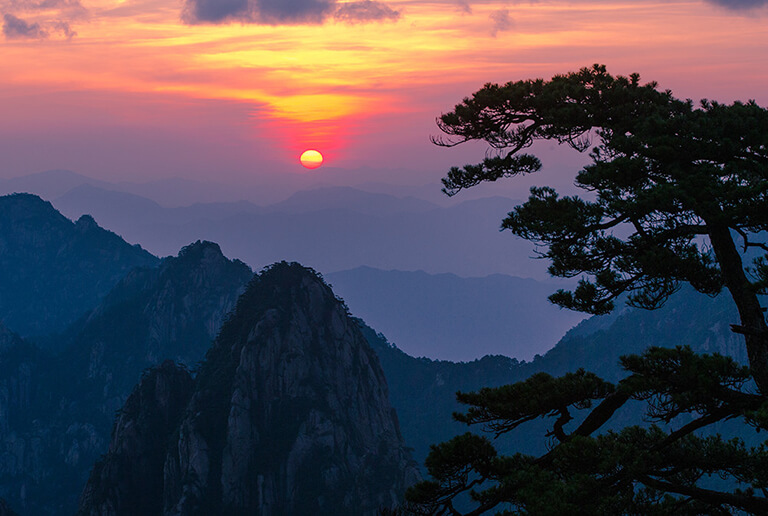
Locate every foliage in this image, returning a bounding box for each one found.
[406,65,768,514]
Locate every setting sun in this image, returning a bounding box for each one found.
[300,149,324,169]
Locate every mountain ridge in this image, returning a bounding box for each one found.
[0,193,159,337]
[78,262,419,515]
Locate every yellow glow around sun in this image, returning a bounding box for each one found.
[300,149,323,169]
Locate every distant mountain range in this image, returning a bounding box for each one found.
[48,182,548,279]
[1,169,551,279]
[326,266,586,361]
[0,169,450,207]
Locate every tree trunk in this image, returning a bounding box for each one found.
[708,224,768,394]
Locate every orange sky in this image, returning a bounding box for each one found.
[0,0,766,184]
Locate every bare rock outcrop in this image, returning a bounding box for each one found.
[79,262,419,515]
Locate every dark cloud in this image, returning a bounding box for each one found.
[182,0,399,24]
[182,0,334,24]
[706,0,767,8]
[489,8,512,36]
[3,12,47,38]
[259,0,333,23]
[334,1,400,23]
[182,0,250,23]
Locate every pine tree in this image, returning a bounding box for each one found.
[406,65,768,514]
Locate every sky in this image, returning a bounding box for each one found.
[1,0,767,189]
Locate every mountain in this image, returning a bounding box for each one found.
[60,240,253,414]
[531,286,747,380]
[0,170,267,207]
[78,262,419,515]
[53,184,266,232]
[0,193,159,337]
[361,286,755,468]
[0,241,252,516]
[53,186,548,281]
[359,322,526,468]
[327,267,586,361]
[264,186,439,215]
[0,170,116,201]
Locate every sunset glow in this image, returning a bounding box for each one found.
[0,0,766,183]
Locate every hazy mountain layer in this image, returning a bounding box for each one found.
[50,184,547,279]
[327,266,586,361]
[0,193,158,337]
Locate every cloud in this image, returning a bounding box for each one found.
[182,0,399,24]
[52,19,75,38]
[334,0,399,23]
[182,0,334,24]
[181,0,249,23]
[456,0,471,14]
[1,0,85,14]
[1,0,84,40]
[3,12,47,38]
[489,8,512,36]
[706,0,767,8]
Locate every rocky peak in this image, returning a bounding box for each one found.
[65,240,252,413]
[75,214,99,231]
[80,262,419,515]
[0,193,64,223]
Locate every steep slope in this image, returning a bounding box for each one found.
[0,193,158,337]
[528,286,745,380]
[79,262,419,516]
[61,240,253,409]
[0,241,252,516]
[78,361,195,516]
[359,322,526,468]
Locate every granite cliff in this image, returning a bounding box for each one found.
[79,262,419,515]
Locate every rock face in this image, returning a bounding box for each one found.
[79,262,419,515]
[65,240,253,407]
[0,193,159,337]
[79,361,194,516]
[0,498,18,516]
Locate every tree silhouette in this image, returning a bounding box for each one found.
[406,65,768,514]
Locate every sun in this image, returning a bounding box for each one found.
[300,149,323,169]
